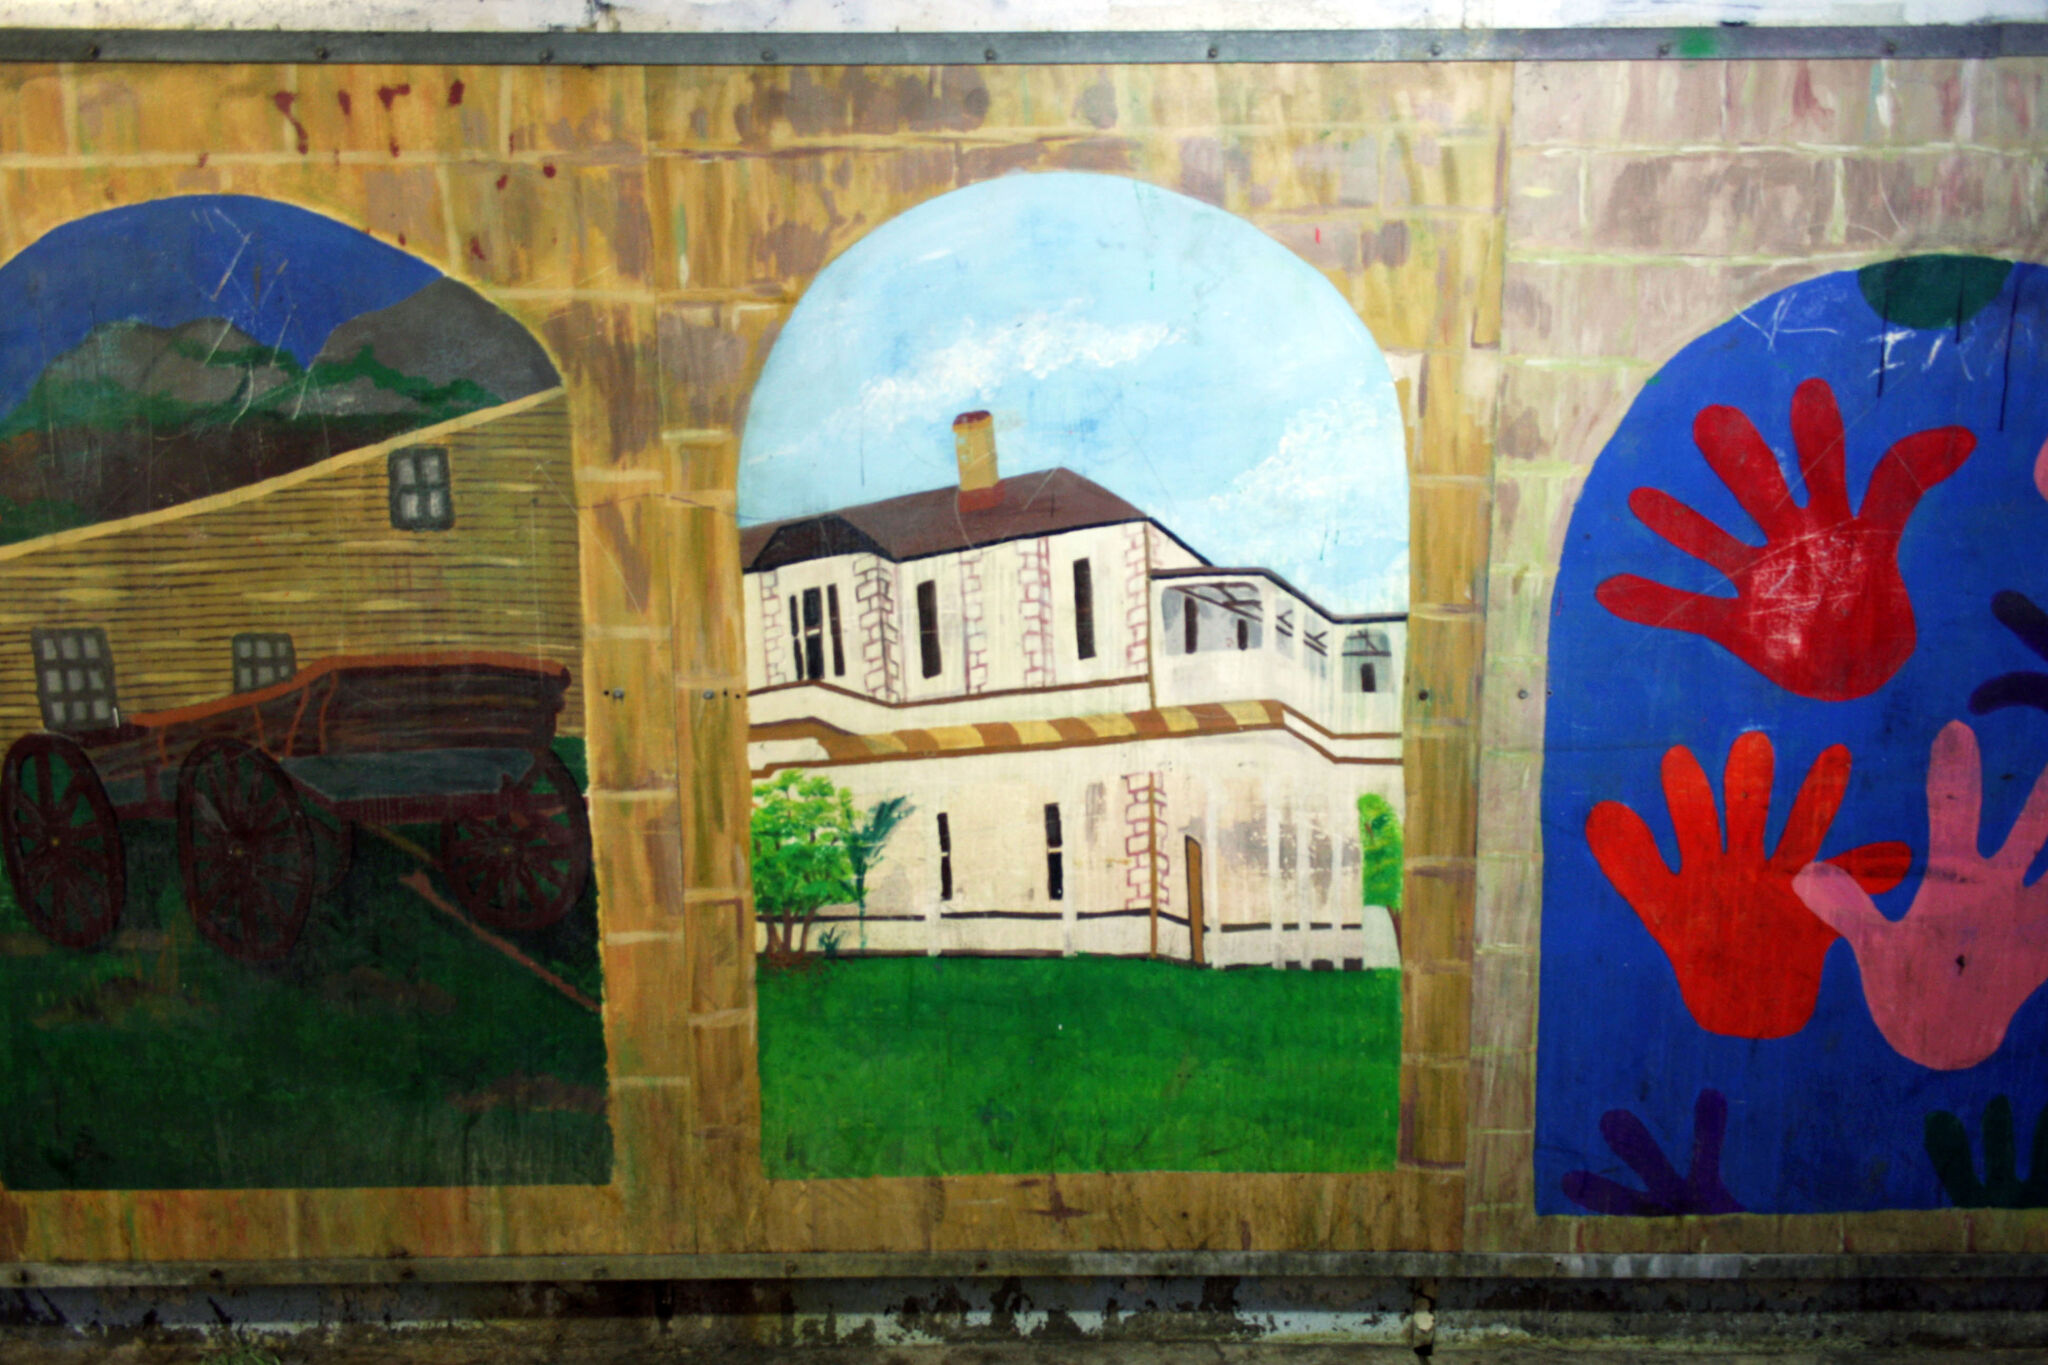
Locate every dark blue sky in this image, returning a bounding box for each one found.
[0,194,441,418]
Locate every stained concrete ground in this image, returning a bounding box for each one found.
[6,1274,2048,1360]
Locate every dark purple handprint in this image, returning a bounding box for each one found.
[1562,1089,1745,1216]
[1969,590,2048,716]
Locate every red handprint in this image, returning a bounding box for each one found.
[1795,721,2048,1071]
[1597,378,1975,701]
[1587,732,1910,1039]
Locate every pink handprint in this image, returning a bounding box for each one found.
[1794,721,2048,1071]
[1597,377,1975,702]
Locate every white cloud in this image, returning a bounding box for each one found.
[1176,388,1409,613]
[843,304,1181,438]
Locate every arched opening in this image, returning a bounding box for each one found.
[736,171,1408,1181]
[0,194,608,1191]
[1538,256,2048,1217]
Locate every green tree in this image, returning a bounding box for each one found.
[1358,793,1404,946]
[751,771,856,963]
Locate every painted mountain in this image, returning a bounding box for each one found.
[0,196,557,544]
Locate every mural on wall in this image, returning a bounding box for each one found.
[1540,255,2048,1213]
[738,172,1410,1178]
[0,195,608,1189]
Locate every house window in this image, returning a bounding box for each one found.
[388,446,453,530]
[1302,626,1330,679]
[31,627,117,732]
[790,586,846,682]
[916,579,942,679]
[827,585,845,677]
[937,812,953,902]
[1072,558,1096,661]
[1163,582,1264,655]
[1043,802,1064,901]
[1343,628,1393,694]
[232,633,297,693]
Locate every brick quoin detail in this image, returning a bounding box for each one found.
[1121,771,1170,915]
[852,554,902,702]
[1123,523,1151,670]
[757,569,788,687]
[1018,535,1056,689]
[959,548,989,695]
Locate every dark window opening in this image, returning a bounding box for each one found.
[826,584,845,677]
[388,445,454,530]
[801,587,826,681]
[1165,582,1264,655]
[917,579,942,679]
[1072,558,1096,660]
[790,586,846,682]
[31,627,117,732]
[1343,627,1393,694]
[1044,801,1065,901]
[938,812,953,902]
[232,633,297,693]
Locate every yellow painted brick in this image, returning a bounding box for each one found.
[1402,859,1474,966]
[605,933,695,1080]
[1408,611,1485,728]
[1408,731,1480,861]
[70,63,299,158]
[443,160,657,294]
[1400,1059,1469,1168]
[588,792,687,937]
[1404,965,1473,1058]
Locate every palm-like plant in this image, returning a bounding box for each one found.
[846,795,913,945]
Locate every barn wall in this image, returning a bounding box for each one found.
[0,391,583,750]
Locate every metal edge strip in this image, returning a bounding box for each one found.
[0,24,2042,66]
[10,1250,2048,1287]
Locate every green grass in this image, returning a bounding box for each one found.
[0,739,609,1189]
[758,955,1401,1178]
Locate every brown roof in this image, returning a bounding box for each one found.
[740,467,1173,571]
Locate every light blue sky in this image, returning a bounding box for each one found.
[737,172,1409,615]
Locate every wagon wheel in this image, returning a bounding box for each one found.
[440,749,591,933]
[0,733,125,950]
[176,737,315,964]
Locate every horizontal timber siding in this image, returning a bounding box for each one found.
[0,391,583,752]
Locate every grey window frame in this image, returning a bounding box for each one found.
[30,626,118,733]
[388,445,455,531]
[232,632,298,693]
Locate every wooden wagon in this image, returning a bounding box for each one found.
[0,652,592,963]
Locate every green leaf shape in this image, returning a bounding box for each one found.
[1925,1094,2048,1208]
[1858,254,2014,331]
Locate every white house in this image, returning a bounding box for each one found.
[743,412,1404,970]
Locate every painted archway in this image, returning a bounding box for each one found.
[736,170,1412,1180]
[0,194,608,1192]
[1539,256,2048,1215]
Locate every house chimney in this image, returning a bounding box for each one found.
[953,411,1003,512]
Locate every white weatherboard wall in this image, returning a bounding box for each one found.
[0,0,2031,31]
